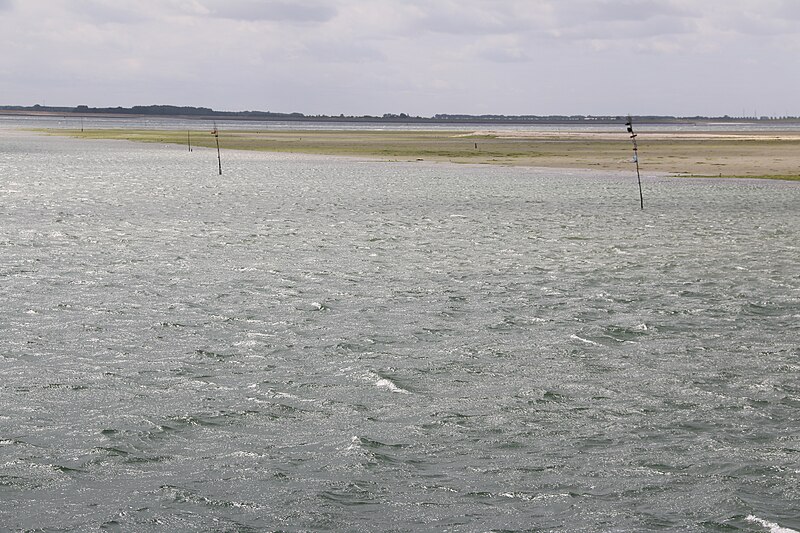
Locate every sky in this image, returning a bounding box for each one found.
[1,0,799,117]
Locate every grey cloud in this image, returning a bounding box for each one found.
[302,41,385,63]
[528,1,702,47]
[417,9,522,35]
[476,46,531,63]
[559,15,694,41]
[778,1,800,19]
[201,0,337,22]
[548,0,695,35]
[71,0,152,24]
[568,0,691,23]
[388,0,694,42]
[407,1,549,36]
[685,3,798,38]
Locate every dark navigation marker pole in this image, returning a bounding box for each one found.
[212,123,222,175]
[626,115,644,210]
[188,130,192,152]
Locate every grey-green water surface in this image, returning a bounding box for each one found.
[1,130,798,532]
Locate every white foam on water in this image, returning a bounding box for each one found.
[571,334,601,346]
[746,515,799,533]
[362,371,410,394]
[375,377,409,394]
[233,340,262,348]
[499,491,571,502]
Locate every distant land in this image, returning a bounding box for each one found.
[1,104,798,124]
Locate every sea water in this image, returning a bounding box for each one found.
[0,129,798,531]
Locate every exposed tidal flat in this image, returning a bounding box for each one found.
[49,126,800,180]
[1,128,799,531]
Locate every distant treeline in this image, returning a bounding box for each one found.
[1,104,797,123]
[0,104,306,120]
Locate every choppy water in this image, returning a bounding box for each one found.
[1,129,798,532]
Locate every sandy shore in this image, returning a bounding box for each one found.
[46,128,800,180]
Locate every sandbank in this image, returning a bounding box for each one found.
[44,128,800,180]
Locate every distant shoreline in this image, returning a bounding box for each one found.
[3,106,799,126]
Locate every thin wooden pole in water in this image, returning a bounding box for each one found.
[212,123,222,175]
[626,115,644,210]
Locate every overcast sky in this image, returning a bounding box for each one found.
[1,0,798,117]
